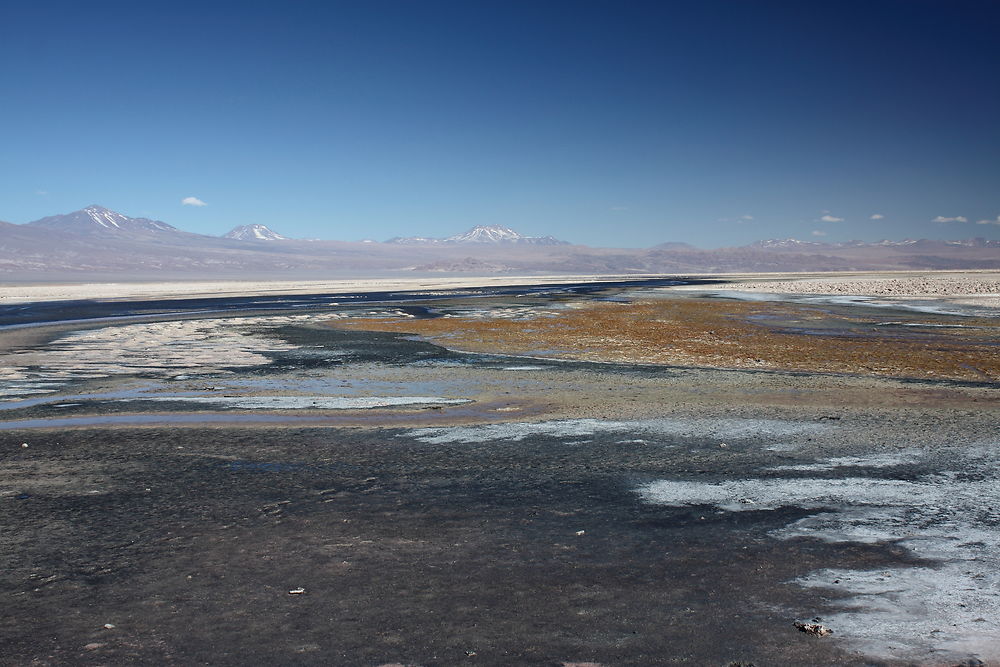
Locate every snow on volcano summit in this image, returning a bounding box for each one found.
[387,225,566,245]
[446,225,566,245]
[446,225,524,243]
[223,224,288,241]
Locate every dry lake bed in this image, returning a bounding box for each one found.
[1,274,998,666]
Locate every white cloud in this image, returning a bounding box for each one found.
[182,196,207,207]
[741,214,754,220]
[35,190,48,196]
[976,216,1000,226]
[870,214,884,220]
[819,214,844,223]
[812,230,827,237]
[932,215,968,223]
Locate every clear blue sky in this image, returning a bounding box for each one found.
[2,0,998,248]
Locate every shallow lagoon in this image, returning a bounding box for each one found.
[1,276,999,665]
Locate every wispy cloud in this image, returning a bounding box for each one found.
[977,216,1000,226]
[870,213,884,220]
[819,214,844,223]
[35,190,48,196]
[932,215,967,223]
[610,206,629,211]
[811,229,827,237]
[741,214,753,220]
[182,196,207,207]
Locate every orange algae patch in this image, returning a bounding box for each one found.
[330,298,1000,382]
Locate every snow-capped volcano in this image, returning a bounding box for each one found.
[387,225,567,245]
[27,205,178,234]
[446,225,523,243]
[446,225,566,245]
[750,238,826,249]
[223,224,287,241]
[383,235,441,245]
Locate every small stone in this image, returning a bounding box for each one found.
[575,530,586,536]
[794,621,832,637]
[103,623,115,629]
[288,587,306,595]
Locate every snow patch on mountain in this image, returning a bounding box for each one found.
[85,206,126,229]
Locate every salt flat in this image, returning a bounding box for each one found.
[0,274,654,304]
[3,269,996,306]
[671,270,1000,308]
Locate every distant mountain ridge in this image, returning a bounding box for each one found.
[751,237,999,250]
[387,224,568,246]
[2,205,997,278]
[224,224,287,241]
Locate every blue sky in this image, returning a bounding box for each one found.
[1,0,998,248]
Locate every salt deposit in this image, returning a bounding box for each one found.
[406,417,826,444]
[135,395,470,410]
[637,447,1000,663]
[669,272,1000,309]
[0,314,331,399]
[0,275,638,305]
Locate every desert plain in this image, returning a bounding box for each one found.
[1,271,999,666]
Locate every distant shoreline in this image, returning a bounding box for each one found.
[0,274,661,305]
[669,270,1000,308]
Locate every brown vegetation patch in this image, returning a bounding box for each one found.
[330,298,1000,382]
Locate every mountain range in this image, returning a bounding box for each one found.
[1,205,997,279]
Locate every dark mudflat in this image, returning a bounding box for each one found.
[2,426,880,666]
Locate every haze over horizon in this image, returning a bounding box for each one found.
[2,0,998,248]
